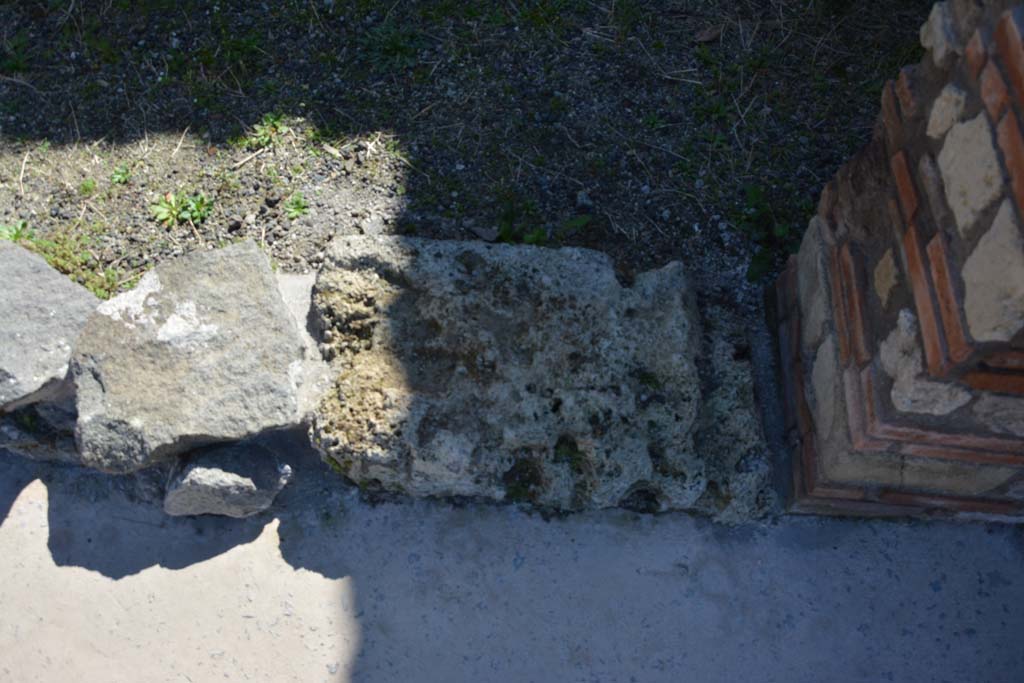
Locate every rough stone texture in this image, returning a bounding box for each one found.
[689,303,778,522]
[927,83,966,139]
[0,242,98,411]
[163,441,293,518]
[275,273,332,422]
[311,236,717,513]
[972,392,1024,437]
[920,1,961,68]
[962,198,1024,342]
[873,249,898,309]
[72,241,306,472]
[879,310,971,415]
[938,113,1003,236]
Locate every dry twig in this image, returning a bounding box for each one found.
[232,146,267,170]
[18,151,29,197]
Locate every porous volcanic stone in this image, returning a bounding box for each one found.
[72,241,305,472]
[0,242,97,411]
[163,441,293,518]
[310,236,705,512]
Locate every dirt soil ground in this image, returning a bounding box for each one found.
[1,0,930,304]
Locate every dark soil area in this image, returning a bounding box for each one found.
[1,0,930,301]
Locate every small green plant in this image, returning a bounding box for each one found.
[24,226,122,299]
[495,186,547,245]
[635,368,663,390]
[366,22,421,70]
[185,193,213,223]
[110,165,131,185]
[78,178,97,197]
[734,184,808,282]
[150,192,213,226]
[284,192,309,219]
[0,30,29,74]
[12,407,39,433]
[151,192,186,225]
[553,436,587,474]
[642,112,664,130]
[557,214,592,239]
[0,220,32,241]
[246,113,291,149]
[502,458,544,503]
[522,227,548,245]
[695,44,717,68]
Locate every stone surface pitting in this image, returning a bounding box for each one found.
[0,242,98,411]
[311,236,711,512]
[72,241,305,472]
[163,441,292,518]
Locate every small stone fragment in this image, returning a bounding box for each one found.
[163,441,293,518]
[0,242,98,412]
